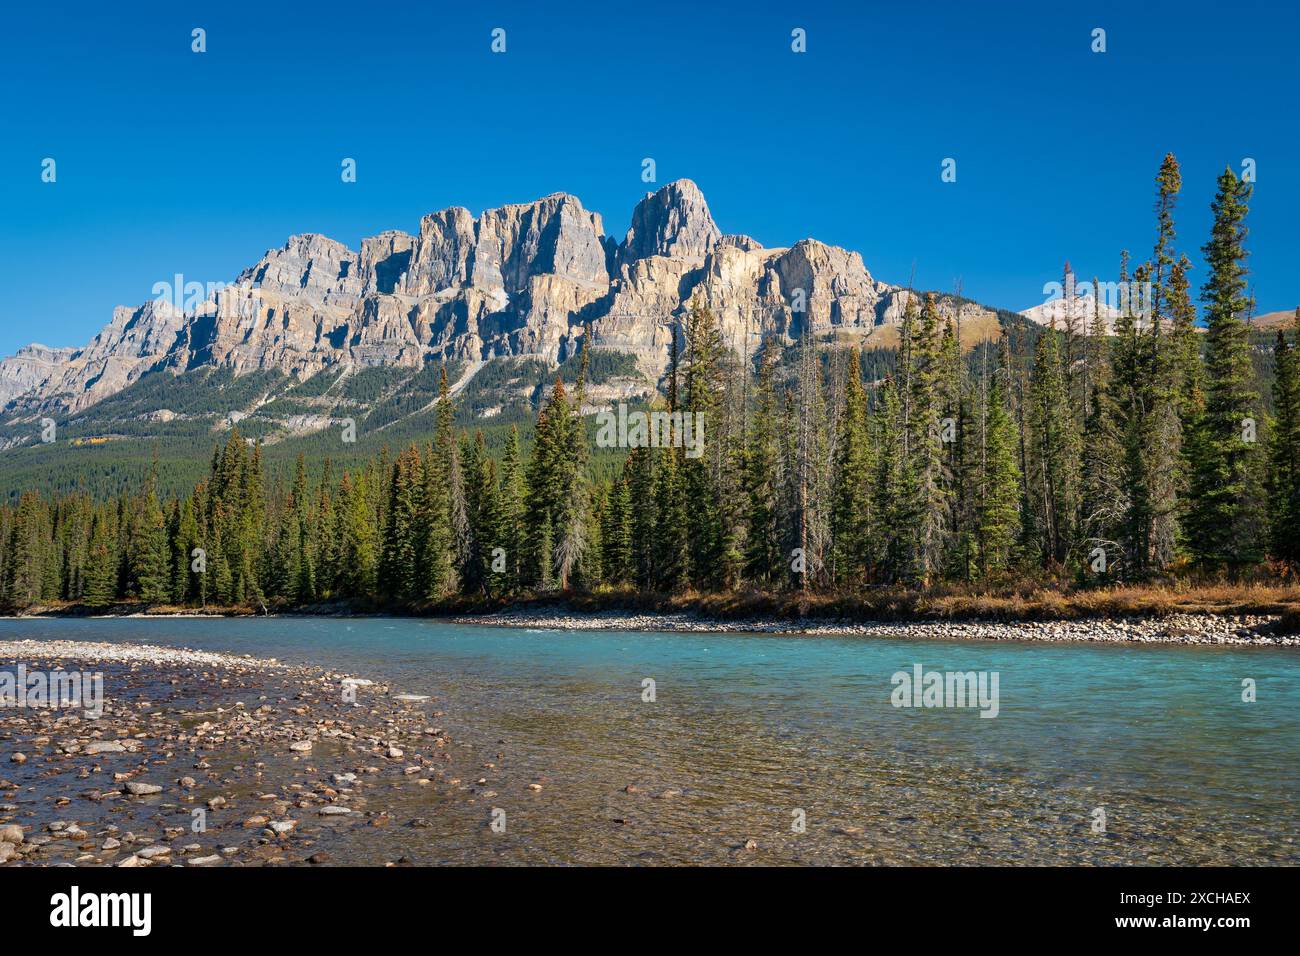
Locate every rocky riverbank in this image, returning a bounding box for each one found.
[453,609,1298,645]
[0,640,491,867]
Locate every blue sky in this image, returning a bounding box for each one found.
[1,0,1296,356]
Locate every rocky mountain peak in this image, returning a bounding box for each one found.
[0,180,959,420]
[621,179,720,265]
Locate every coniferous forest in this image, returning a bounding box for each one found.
[2,157,1298,613]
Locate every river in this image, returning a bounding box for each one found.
[2,617,1296,865]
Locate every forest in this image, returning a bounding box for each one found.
[2,156,1298,613]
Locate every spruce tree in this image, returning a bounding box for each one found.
[1027,321,1081,568]
[127,478,169,604]
[82,509,117,607]
[743,344,782,585]
[974,340,1022,575]
[1187,167,1264,569]
[830,348,873,583]
[1267,309,1300,566]
[496,425,526,594]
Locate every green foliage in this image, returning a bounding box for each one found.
[1187,168,1265,569]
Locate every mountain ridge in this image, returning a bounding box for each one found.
[0,179,1007,419]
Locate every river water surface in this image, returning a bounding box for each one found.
[2,617,1296,865]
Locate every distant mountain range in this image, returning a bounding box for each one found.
[0,180,1013,420]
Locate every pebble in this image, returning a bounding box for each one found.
[125,782,163,796]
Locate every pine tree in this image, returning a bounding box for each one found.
[337,472,378,598]
[314,460,337,598]
[682,298,727,589]
[974,340,1022,575]
[1187,167,1264,569]
[830,348,873,583]
[601,473,633,585]
[379,446,422,601]
[907,295,954,583]
[1267,309,1300,567]
[496,425,526,594]
[744,344,782,585]
[127,476,169,604]
[83,509,117,607]
[653,430,690,592]
[523,384,562,588]
[1143,154,1188,569]
[873,377,920,583]
[1027,320,1081,568]
[290,454,316,603]
[556,353,590,590]
[172,496,201,603]
[628,445,658,590]
[419,443,453,601]
[460,432,500,596]
[434,367,469,589]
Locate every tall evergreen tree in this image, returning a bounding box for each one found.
[830,348,873,583]
[973,341,1023,575]
[1267,309,1300,567]
[82,509,117,607]
[1026,320,1081,568]
[1187,167,1264,569]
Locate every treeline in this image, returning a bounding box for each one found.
[2,156,1299,610]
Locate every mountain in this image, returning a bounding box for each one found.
[1253,308,1299,330]
[0,179,1000,423]
[1020,292,1122,333]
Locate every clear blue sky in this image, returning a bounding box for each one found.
[1,0,1296,356]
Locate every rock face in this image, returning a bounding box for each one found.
[621,179,720,264]
[0,179,949,415]
[0,344,78,407]
[21,300,187,413]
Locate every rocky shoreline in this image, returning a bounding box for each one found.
[0,640,485,867]
[453,609,1298,645]
[7,603,1298,647]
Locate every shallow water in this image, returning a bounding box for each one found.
[2,617,1297,865]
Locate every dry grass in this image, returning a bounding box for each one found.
[862,312,1003,353]
[504,581,1300,625]
[14,582,1300,630]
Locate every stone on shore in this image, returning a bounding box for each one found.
[84,741,127,755]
